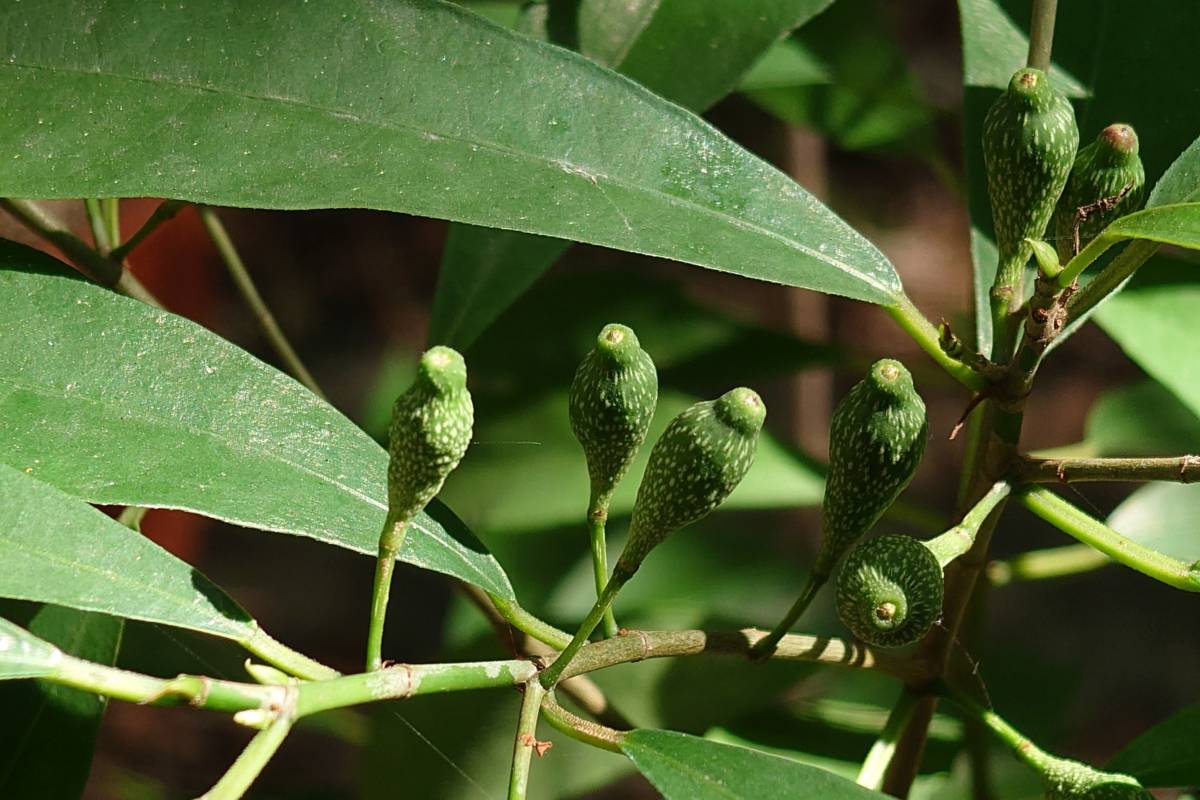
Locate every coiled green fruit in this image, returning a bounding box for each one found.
[1054,123,1146,262]
[569,323,658,513]
[386,346,474,523]
[816,359,928,579]
[614,387,765,575]
[836,534,944,647]
[1041,756,1150,800]
[982,67,1078,317]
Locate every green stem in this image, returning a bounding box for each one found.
[927,481,1012,567]
[1025,0,1058,72]
[944,687,1051,773]
[540,690,625,753]
[1013,455,1200,484]
[750,574,825,658]
[102,198,120,248]
[539,573,629,688]
[1017,487,1200,591]
[295,659,536,717]
[241,627,340,681]
[987,543,1110,586]
[1063,239,1158,325]
[53,654,277,712]
[486,593,574,650]
[588,512,620,638]
[508,680,547,800]
[886,294,989,391]
[197,709,294,800]
[857,691,919,790]
[197,206,325,399]
[109,199,185,262]
[366,514,408,671]
[83,199,113,254]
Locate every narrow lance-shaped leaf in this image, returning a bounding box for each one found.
[0,616,62,681]
[0,0,897,306]
[1107,704,1200,788]
[0,245,513,599]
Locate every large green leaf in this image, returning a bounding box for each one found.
[1107,704,1200,788]
[0,604,121,799]
[0,463,260,642]
[1147,135,1200,207]
[0,616,61,681]
[620,729,890,799]
[0,0,896,304]
[1081,381,1200,457]
[958,0,1200,354]
[0,246,513,599]
[429,0,843,349]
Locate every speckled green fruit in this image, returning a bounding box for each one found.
[386,346,474,523]
[815,359,928,578]
[836,534,944,647]
[569,323,658,513]
[615,387,765,574]
[1041,756,1150,800]
[983,67,1078,309]
[1054,123,1146,262]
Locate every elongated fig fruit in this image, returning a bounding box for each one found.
[983,67,1078,317]
[569,323,658,514]
[386,346,474,525]
[816,359,928,578]
[614,387,765,576]
[1054,123,1146,262]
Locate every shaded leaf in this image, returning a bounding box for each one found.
[1082,381,1200,457]
[0,604,122,799]
[0,0,897,304]
[738,39,830,92]
[957,0,1086,97]
[1108,704,1200,788]
[1148,134,1200,207]
[0,247,513,598]
[1107,483,1200,565]
[620,728,890,799]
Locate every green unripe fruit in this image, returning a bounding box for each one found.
[836,534,944,647]
[386,346,474,523]
[1054,123,1146,262]
[615,387,765,574]
[1041,756,1150,800]
[983,68,1078,311]
[569,323,658,513]
[815,359,928,578]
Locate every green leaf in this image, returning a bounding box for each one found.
[0,604,122,799]
[620,728,890,799]
[738,39,830,92]
[0,464,256,641]
[442,389,824,533]
[0,247,513,599]
[430,0,848,350]
[0,0,897,304]
[0,616,61,681]
[1095,258,1200,421]
[1107,704,1200,788]
[1082,381,1200,457]
[1081,203,1200,256]
[1148,134,1200,207]
[578,0,833,113]
[1107,483,1200,565]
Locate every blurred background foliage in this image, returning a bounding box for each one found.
[1,0,1197,798]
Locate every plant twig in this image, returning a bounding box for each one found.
[365,513,407,671]
[197,706,295,800]
[987,543,1110,586]
[1063,239,1158,325]
[102,198,120,249]
[241,627,340,682]
[1016,486,1200,591]
[84,199,113,254]
[109,199,185,262]
[588,513,620,638]
[197,205,325,399]
[1013,455,1200,484]
[1025,0,1058,72]
[507,680,547,800]
[540,690,625,753]
[857,690,919,790]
